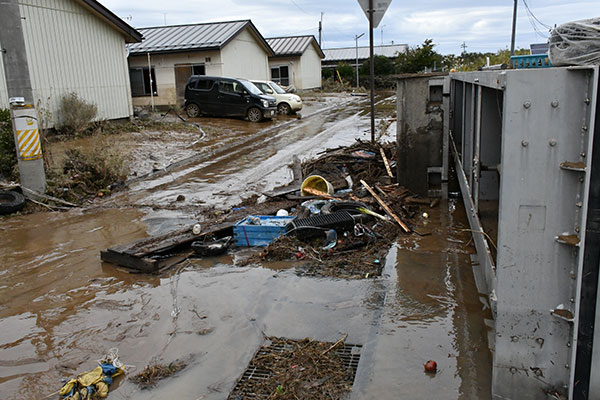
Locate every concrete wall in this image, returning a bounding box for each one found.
[128,50,223,107]
[396,74,446,195]
[221,29,270,80]
[300,44,322,89]
[0,0,133,123]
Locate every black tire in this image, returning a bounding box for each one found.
[185,103,200,118]
[0,190,25,215]
[277,102,291,115]
[321,200,368,215]
[247,107,262,122]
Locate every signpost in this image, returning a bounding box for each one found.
[357,0,391,143]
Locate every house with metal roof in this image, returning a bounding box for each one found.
[265,35,324,90]
[0,0,142,123]
[322,44,407,70]
[127,20,274,107]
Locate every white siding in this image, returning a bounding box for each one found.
[221,29,269,80]
[268,56,301,89]
[128,50,223,107]
[0,0,133,122]
[300,45,322,89]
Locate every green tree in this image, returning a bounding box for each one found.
[395,39,443,73]
[336,62,354,83]
[359,55,396,76]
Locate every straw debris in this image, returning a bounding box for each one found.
[130,360,187,388]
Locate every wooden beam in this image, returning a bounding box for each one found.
[379,147,394,178]
[360,179,411,233]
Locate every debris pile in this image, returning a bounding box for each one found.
[229,336,356,400]
[239,139,427,278]
[101,139,438,278]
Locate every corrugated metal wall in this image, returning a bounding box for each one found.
[0,0,132,122]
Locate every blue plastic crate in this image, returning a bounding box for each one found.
[511,54,552,69]
[233,215,296,247]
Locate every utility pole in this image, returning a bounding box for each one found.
[510,0,518,56]
[355,33,365,88]
[0,0,46,194]
[368,0,375,143]
[380,24,386,45]
[318,12,323,47]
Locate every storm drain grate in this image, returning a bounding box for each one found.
[228,338,363,399]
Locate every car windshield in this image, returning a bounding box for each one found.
[240,80,264,96]
[269,82,287,94]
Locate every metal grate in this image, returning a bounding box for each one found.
[229,339,362,399]
[285,211,356,239]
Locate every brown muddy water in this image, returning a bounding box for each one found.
[0,96,492,399]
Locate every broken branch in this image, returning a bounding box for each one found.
[322,333,348,355]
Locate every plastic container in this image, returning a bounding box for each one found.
[510,54,552,69]
[233,215,296,247]
[301,175,334,196]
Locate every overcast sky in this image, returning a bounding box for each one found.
[103,0,600,55]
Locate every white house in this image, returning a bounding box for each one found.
[266,35,324,90]
[0,0,142,122]
[127,20,274,107]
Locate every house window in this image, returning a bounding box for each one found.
[271,65,289,86]
[129,67,157,96]
[192,64,205,75]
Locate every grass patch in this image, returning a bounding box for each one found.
[46,140,128,203]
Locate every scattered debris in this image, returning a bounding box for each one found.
[59,348,126,399]
[130,360,187,389]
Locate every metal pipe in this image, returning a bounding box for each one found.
[147,52,155,112]
[369,0,375,143]
[355,33,364,88]
[510,0,518,56]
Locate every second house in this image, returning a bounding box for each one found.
[127,20,274,108]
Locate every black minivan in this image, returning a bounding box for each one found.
[184,76,277,122]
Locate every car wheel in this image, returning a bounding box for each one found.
[247,107,262,122]
[0,190,26,215]
[185,103,200,118]
[277,103,291,115]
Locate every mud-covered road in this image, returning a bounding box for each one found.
[0,93,492,399]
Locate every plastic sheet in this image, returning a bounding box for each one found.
[549,18,600,67]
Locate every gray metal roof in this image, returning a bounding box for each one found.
[323,44,407,62]
[266,35,324,58]
[128,20,272,55]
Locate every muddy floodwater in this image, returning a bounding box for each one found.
[0,94,492,399]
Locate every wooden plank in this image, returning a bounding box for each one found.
[360,179,411,233]
[100,249,158,272]
[379,147,394,178]
[263,183,301,198]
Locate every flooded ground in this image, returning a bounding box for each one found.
[0,92,492,399]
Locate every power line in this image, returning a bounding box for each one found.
[521,0,551,39]
[522,0,552,30]
[289,0,313,17]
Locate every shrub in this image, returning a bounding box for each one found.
[0,108,17,179]
[47,143,128,202]
[56,92,98,136]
